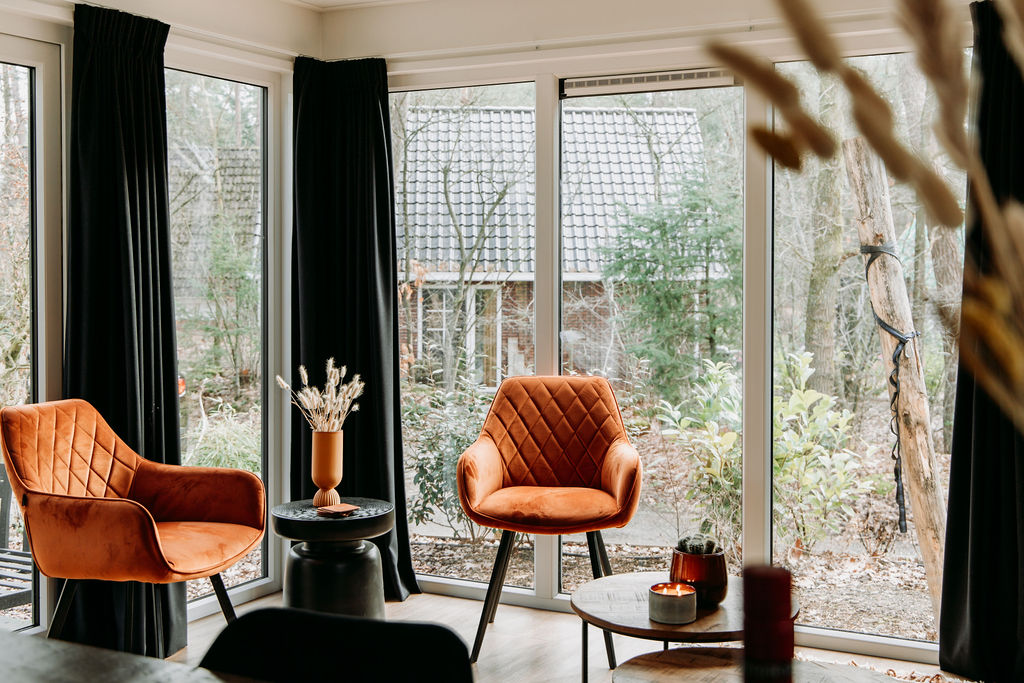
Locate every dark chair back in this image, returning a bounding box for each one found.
[200,607,473,683]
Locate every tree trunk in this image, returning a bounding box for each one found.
[912,206,928,327]
[929,192,963,454]
[803,82,844,399]
[842,137,946,619]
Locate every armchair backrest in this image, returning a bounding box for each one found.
[0,399,141,502]
[481,375,628,488]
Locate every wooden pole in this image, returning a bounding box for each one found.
[842,137,946,618]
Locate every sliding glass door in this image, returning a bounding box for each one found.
[771,53,965,642]
[0,59,35,631]
[558,83,745,591]
[391,83,537,587]
[165,68,268,599]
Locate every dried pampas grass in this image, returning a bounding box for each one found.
[276,358,364,432]
[751,127,803,170]
[707,41,836,162]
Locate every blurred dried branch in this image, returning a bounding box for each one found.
[709,0,1024,434]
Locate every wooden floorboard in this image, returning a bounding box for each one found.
[171,591,958,682]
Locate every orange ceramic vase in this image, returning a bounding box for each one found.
[670,548,728,608]
[311,431,343,507]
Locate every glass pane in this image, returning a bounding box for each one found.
[166,69,266,599]
[559,86,745,592]
[772,53,966,641]
[0,62,36,630]
[393,83,536,587]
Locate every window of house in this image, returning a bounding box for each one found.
[165,69,268,600]
[558,80,745,591]
[771,52,965,642]
[392,83,537,587]
[0,60,36,631]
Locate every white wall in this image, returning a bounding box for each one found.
[0,0,322,58]
[321,0,952,60]
[320,0,971,87]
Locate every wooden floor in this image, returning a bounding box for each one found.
[172,591,958,682]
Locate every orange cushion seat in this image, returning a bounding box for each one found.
[155,521,263,578]
[473,486,620,535]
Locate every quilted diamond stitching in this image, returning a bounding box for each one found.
[482,376,628,488]
[2,401,140,499]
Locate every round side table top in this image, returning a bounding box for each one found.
[613,647,893,682]
[271,498,394,543]
[571,572,798,643]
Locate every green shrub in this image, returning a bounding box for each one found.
[655,354,874,556]
[404,381,491,541]
[656,361,742,552]
[183,401,261,474]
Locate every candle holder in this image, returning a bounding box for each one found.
[648,582,697,624]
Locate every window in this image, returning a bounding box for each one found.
[0,60,35,631]
[388,24,967,662]
[558,82,745,591]
[392,83,536,586]
[165,69,268,599]
[771,53,965,642]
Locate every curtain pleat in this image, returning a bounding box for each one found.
[939,3,1024,679]
[291,56,419,600]
[63,3,186,656]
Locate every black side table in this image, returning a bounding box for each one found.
[271,498,395,619]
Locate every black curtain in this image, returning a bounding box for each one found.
[940,3,1024,679]
[63,4,186,656]
[291,56,419,600]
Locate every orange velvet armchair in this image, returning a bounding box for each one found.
[0,399,265,648]
[457,375,642,663]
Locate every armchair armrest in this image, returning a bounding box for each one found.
[456,436,504,511]
[130,459,265,530]
[21,490,167,581]
[600,438,642,511]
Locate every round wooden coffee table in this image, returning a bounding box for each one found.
[613,647,893,682]
[570,572,798,682]
[272,497,394,619]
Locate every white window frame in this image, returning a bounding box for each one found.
[388,11,969,664]
[0,30,64,635]
[418,283,454,361]
[163,40,291,621]
[467,284,502,387]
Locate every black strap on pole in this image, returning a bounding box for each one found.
[861,242,916,534]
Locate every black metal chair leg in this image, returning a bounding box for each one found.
[470,530,516,663]
[47,579,78,640]
[586,531,617,669]
[210,573,236,623]
[595,530,613,576]
[585,532,606,578]
[487,532,516,624]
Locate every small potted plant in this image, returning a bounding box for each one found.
[670,531,728,608]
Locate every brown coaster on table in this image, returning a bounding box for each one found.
[316,503,360,517]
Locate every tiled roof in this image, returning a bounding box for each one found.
[395,105,704,278]
[168,146,262,303]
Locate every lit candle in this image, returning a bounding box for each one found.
[648,581,697,624]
